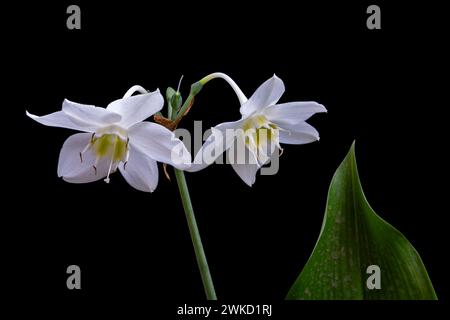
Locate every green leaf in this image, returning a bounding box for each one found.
[286,142,437,300]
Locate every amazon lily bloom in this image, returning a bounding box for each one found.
[188,73,326,186]
[26,85,190,192]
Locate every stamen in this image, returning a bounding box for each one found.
[79,139,93,163]
[104,158,114,183]
[242,116,285,166]
[163,163,171,181]
[247,134,258,152]
[246,134,261,165]
[92,155,101,175]
[122,149,130,171]
[104,138,118,184]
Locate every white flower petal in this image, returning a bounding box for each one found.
[26,110,97,132]
[57,133,110,183]
[230,162,259,187]
[62,99,122,126]
[188,119,244,172]
[227,142,261,186]
[240,75,285,117]
[278,122,320,145]
[254,134,277,166]
[264,102,327,125]
[107,89,164,128]
[128,122,191,170]
[119,145,158,192]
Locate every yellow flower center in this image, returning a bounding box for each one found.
[92,134,128,163]
[240,114,281,165]
[80,131,129,183]
[242,114,279,149]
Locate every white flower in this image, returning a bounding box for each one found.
[188,74,327,186]
[26,85,191,192]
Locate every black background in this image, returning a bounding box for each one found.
[4,0,448,316]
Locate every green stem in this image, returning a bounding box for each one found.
[169,78,216,299]
[174,168,217,300]
[175,81,203,120]
[176,93,195,119]
[167,103,173,120]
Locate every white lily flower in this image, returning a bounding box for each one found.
[188,73,327,186]
[27,85,190,192]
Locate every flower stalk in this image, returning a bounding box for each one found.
[173,168,217,300]
[169,83,217,300]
